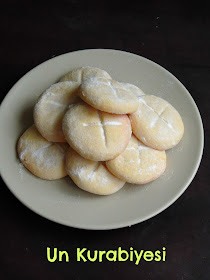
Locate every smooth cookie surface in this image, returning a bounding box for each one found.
[106,135,166,184]
[129,95,184,150]
[17,125,69,180]
[66,148,125,195]
[62,103,132,161]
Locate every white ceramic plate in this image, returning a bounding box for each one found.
[0,49,204,230]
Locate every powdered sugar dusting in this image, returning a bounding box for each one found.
[69,167,86,179]
[46,100,68,108]
[161,168,174,181]
[139,97,175,132]
[148,165,157,172]
[138,145,150,151]
[19,140,65,169]
[121,82,145,97]
[32,143,52,159]
[83,121,122,127]
[18,162,25,180]
[126,147,136,150]
[83,77,138,101]
[141,137,147,144]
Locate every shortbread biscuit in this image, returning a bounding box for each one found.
[59,66,111,83]
[62,103,132,161]
[129,95,184,150]
[121,82,145,98]
[106,135,166,184]
[66,148,125,195]
[79,77,141,114]
[17,125,68,180]
[34,82,80,142]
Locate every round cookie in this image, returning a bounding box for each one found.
[65,148,125,195]
[79,77,141,114]
[62,103,132,161]
[17,125,69,180]
[106,135,166,184]
[129,95,184,150]
[59,66,111,83]
[120,82,145,98]
[34,81,80,142]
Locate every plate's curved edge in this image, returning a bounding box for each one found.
[0,49,205,230]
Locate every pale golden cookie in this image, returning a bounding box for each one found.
[120,82,145,98]
[17,125,69,180]
[106,135,166,184]
[62,103,132,161]
[66,148,125,195]
[79,77,141,114]
[59,66,111,83]
[129,95,184,150]
[34,82,80,142]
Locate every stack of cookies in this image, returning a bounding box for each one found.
[18,67,184,195]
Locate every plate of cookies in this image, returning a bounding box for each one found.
[0,49,203,229]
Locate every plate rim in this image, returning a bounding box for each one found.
[0,48,204,230]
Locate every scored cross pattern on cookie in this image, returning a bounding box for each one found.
[46,100,68,108]
[82,115,123,147]
[139,97,175,131]
[126,143,150,165]
[82,121,123,127]
[89,78,131,99]
[103,80,119,99]
[150,105,169,128]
